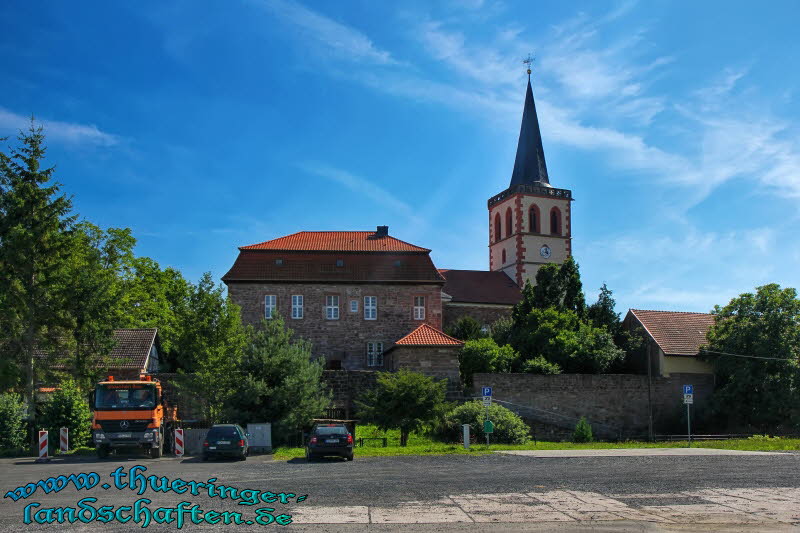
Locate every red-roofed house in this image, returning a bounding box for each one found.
[623,309,715,377]
[224,226,447,371]
[385,324,463,382]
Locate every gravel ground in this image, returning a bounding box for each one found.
[1,451,798,531]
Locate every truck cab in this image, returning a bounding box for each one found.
[91,375,177,458]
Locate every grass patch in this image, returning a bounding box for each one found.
[271,425,800,460]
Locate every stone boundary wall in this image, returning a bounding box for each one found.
[322,370,379,418]
[472,372,715,438]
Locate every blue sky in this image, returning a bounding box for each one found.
[2,0,799,314]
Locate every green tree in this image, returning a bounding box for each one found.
[704,284,800,432]
[357,370,447,446]
[62,222,136,388]
[226,315,331,441]
[0,123,76,439]
[490,315,513,346]
[175,273,247,421]
[40,379,92,449]
[459,338,518,387]
[433,401,530,444]
[0,392,27,450]
[521,257,586,316]
[116,256,191,370]
[587,283,620,334]
[509,308,624,373]
[446,316,485,342]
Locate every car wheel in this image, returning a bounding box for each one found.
[202,454,209,462]
[96,445,110,459]
[239,452,247,461]
[346,453,354,461]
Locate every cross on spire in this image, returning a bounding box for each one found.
[522,53,534,78]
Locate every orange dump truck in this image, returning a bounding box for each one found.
[91,375,178,458]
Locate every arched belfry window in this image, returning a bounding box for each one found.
[550,207,562,236]
[529,204,540,233]
[494,213,501,242]
[505,208,513,238]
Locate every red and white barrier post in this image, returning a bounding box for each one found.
[60,427,69,453]
[36,430,49,462]
[174,428,184,458]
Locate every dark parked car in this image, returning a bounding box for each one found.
[306,424,354,461]
[202,424,248,461]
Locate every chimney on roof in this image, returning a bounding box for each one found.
[375,225,389,237]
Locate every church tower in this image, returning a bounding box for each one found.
[489,65,573,287]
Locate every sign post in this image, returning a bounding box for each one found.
[481,387,492,447]
[683,385,693,447]
[462,424,470,450]
[59,427,68,453]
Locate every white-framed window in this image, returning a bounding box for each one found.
[364,296,377,320]
[325,295,340,320]
[413,296,425,320]
[291,295,303,319]
[350,299,359,313]
[264,295,276,319]
[367,342,384,367]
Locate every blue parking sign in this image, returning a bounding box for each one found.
[482,386,492,397]
[683,384,693,395]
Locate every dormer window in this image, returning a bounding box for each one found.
[336,259,344,267]
[275,259,283,266]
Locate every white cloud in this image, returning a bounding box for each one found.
[298,162,421,224]
[0,107,119,147]
[255,0,396,65]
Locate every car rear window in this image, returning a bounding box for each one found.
[207,427,239,439]
[315,427,348,436]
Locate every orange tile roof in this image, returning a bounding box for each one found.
[241,231,430,253]
[395,324,464,346]
[627,309,716,356]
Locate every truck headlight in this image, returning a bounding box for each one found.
[143,429,156,440]
[94,431,106,441]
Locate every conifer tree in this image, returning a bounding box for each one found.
[0,122,76,439]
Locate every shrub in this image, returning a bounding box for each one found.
[0,392,27,450]
[433,401,530,444]
[521,356,561,375]
[572,416,593,443]
[40,379,92,449]
[459,338,519,387]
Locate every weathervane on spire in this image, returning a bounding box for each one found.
[523,53,534,78]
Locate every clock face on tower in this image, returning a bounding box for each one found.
[540,245,552,259]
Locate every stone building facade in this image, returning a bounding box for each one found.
[223,228,447,371]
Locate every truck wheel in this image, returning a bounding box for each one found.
[151,428,164,459]
[97,445,110,459]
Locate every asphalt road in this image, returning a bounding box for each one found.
[1,450,798,531]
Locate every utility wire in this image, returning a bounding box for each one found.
[700,349,798,362]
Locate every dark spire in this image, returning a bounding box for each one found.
[509,75,550,187]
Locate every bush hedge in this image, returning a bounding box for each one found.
[0,392,27,451]
[432,401,530,444]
